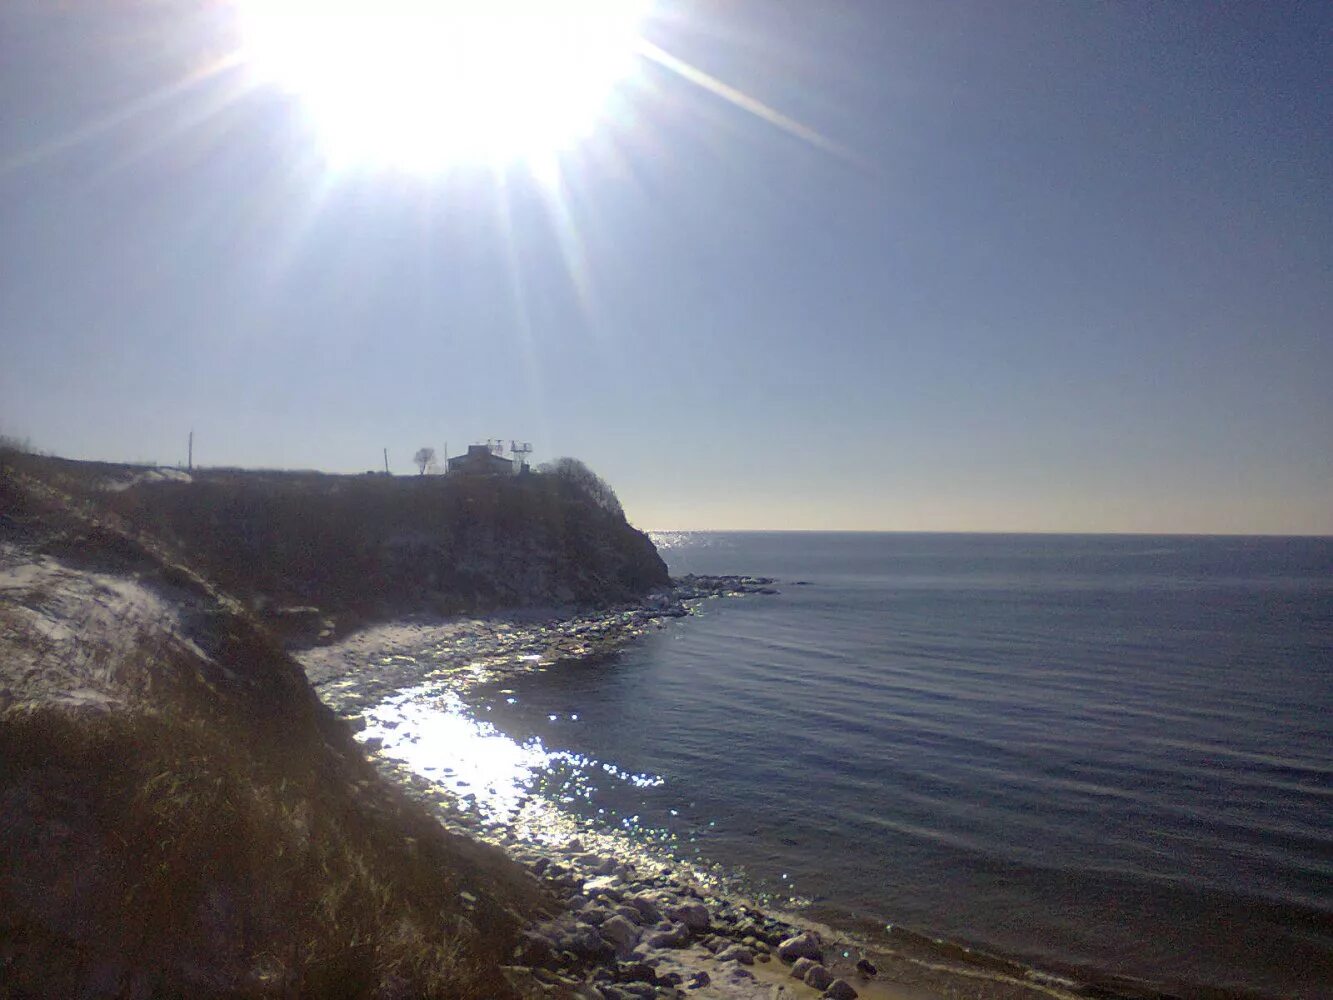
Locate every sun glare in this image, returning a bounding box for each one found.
[236,0,650,170]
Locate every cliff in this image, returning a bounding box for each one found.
[102,465,669,643]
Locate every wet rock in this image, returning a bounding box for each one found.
[778,932,823,963]
[579,904,610,926]
[855,958,877,978]
[716,945,754,965]
[665,901,709,931]
[791,958,817,980]
[626,895,663,923]
[557,923,614,961]
[613,904,644,925]
[626,901,663,922]
[599,915,642,958]
[615,961,659,985]
[824,980,858,1000]
[804,965,833,991]
[644,922,690,949]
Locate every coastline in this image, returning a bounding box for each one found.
[293,582,1130,1000]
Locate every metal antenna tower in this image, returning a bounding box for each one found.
[509,441,533,471]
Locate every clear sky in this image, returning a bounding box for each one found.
[2,1,1329,533]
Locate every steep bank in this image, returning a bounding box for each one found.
[0,455,552,997]
[6,453,669,644]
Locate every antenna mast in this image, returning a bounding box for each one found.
[509,440,533,472]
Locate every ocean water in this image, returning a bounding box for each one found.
[375,533,1333,999]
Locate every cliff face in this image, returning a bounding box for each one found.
[103,468,669,642]
[1,454,636,997]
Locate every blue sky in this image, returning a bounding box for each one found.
[1,1,1329,532]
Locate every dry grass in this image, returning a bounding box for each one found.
[0,703,547,998]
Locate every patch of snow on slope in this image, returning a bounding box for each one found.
[100,467,193,492]
[0,545,209,710]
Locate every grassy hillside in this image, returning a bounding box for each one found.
[0,453,554,997]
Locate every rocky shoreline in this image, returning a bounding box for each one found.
[296,578,1092,1000]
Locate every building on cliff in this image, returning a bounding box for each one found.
[446,443,515,475]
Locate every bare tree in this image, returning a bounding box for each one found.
[539,457,624,519]
[413,447,436,475]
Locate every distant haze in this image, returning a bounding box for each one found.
[2,2,1329,534]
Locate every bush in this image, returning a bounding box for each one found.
[538,457,624,520]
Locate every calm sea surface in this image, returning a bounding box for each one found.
[385,533,1333,998]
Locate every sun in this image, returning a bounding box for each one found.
[235,0,650,170]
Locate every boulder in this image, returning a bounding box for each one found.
[613,905,644,925]
[665,901,710,931]
[716,945,755,965]
[686,971,710,990]
[644,922,690,949]
[625,894,663,924]
[599,915,642,958]
[777,932,823,963]
[855,958,877,978]
[578,904,610,926]
[791,957,818,980]
[824,980,858,1000]
[556,923,613,960]
[804,965,833,991]
[614,962,658,985]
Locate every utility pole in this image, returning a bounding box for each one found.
[383,448,390,475]
[187,430,193,472]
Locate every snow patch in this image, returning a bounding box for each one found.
[0,547,211,710]
[100,467,193,492]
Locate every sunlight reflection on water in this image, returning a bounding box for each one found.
[359,681,665,829]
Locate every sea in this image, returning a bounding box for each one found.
[366,532,1333,999]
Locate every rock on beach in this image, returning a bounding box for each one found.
[790,957,818,979]
[777,932,824,963]
[804,964,834,991]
